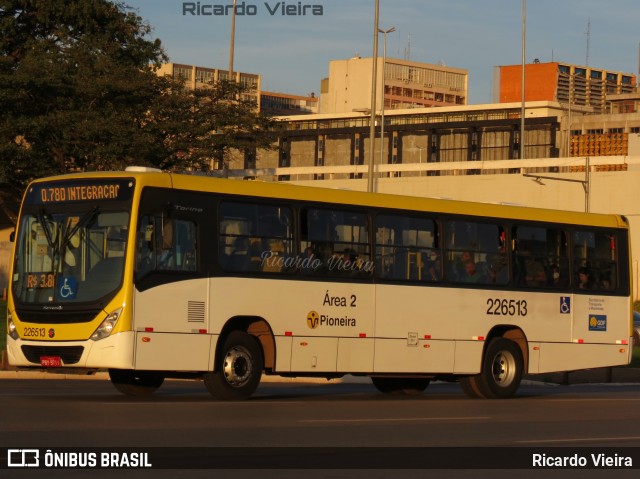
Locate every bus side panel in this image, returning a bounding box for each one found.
[452,340,484,374]
[291,337,338,372]
[337,338,374,372]
[132,278,211,371]
[134,332,214,371]
[537,343,630,373]
[133,278,209,334]
[374,284,460,373]
[210,278,375,374]
[274,336,292,372]
[571,295,632,345]
[373,338,456,373]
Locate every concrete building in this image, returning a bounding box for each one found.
[250,100,639,177]
[496,61,636,113]
[157,62,261,108]
[260,91,319,115]
[158,63,320,116]
[320,56,468,114]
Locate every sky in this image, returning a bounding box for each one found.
[124,0,640,104]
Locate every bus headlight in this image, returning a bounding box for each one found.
[91,308,122,341]
[8,312,18,340]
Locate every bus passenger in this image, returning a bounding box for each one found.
[462,259,484,283]
[525,257,546,287]
[577,267,594,289]
[426,251,441,281]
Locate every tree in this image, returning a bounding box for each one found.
[151,79,280,173]
[0,0,167,187]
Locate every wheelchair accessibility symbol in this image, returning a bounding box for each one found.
[59,277,77,300]
[560,296,571,314]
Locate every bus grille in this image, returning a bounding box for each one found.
[15,308,102,324]
[21,346,84,365]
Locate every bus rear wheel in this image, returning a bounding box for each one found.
[371,377,430,395]
[204,331,263,401]
[459,375,486,399]
[465,337,523,399]
[108,369,165,396]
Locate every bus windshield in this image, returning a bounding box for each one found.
[12,209,130,304]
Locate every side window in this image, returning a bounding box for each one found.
[445,220,507,285]
[375,214,439,282]
[300,208,372,277]
[573,230,618,291]
[136,215,198,277]
[172,220,198,271]
[219,202,293,274]
[513,226,568,289]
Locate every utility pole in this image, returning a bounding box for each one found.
[367,0,380,193]
[229,0,237,78]
[520,0,526,161]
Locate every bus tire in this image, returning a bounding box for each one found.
[459,376,486,399]
[474,337,524,399]
[204,331,263,401]
[371,377,430,395]
[108,369,164,396]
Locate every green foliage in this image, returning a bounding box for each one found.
[152,79,279,172]
[0,300,6,353]
[0,0,169,186]
[0,1,276,190]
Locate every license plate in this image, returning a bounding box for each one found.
[40,356,62,367]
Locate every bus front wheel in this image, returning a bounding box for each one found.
[108,369,165,396]
[204,331,263,400]
[464,337,523,399]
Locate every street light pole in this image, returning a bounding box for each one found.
[523,156,591,213]
[520,0,526,160]
[229,0,237,79]
[378,27,395,179]
[367,0,380,193]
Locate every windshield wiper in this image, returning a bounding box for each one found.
[37,208,60,273]
[36,206,100,275]
[60,206,100,255]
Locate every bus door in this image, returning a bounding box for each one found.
[132,210,211,372]
[290,207,376,374]
[373,214,456,374]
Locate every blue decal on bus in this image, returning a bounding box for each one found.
[560,296,571,314]
[588,315,607,331]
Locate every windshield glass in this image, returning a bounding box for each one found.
[12,210,130,304]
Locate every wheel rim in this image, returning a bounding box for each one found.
[491,350,516,387]
[223,346,253,388]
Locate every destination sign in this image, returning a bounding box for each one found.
[25,179,134,205]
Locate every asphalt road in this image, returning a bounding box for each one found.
[1,377,639,479]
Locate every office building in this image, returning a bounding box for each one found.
[320,56,468,114]
[497,61,636,113]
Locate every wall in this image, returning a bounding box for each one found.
[500,63,559,103]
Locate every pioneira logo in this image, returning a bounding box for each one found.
[183,2,325,16]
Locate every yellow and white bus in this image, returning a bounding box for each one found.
[6,168,635,399]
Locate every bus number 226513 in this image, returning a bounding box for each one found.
[486,298,528,317]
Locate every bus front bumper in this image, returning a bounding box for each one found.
[6,331,135,370]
